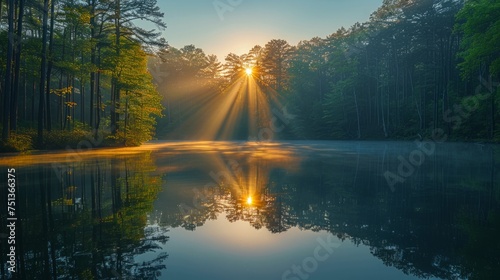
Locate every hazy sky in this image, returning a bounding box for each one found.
[155,0,383,60]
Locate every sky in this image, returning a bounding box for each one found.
[154,0,384,60]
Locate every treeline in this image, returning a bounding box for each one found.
[0,0,165,151]
[150,41,294,139]
[152,0,500,142]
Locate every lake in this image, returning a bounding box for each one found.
[1,141,499,279]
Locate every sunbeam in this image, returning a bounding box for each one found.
[165,67,286,142]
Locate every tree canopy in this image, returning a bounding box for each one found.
[0,0,165,151]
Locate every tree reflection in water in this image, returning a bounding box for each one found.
[152,142,500,280]
[0,142,499,279]
[0,152,168,280]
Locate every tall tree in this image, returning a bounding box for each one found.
[2,0,14,141]
[224,52,245,81]
[10,0,26,131]
[37,0,50,145]
[456,0,500,78]
[45,0,55,131]
[456,0,500,139]
[110,0,166,135]
[262,39,294,92]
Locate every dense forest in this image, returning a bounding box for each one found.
[152,0,500,142]
[0,0,165,151]
[1,0,500,152]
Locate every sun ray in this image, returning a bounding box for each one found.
[163,61,288,143]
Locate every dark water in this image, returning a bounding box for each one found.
[1,141,499,280]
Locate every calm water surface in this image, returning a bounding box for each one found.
[0,141,499,279]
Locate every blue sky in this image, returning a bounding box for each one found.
[155,0,383,60]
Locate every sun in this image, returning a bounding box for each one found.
[245,67,253,76]
[246,196,253,205]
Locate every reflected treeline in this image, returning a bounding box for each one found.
[0,152,167,280]
[1,142,498,279]
[152,143,500,280]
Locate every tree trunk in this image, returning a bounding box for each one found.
[89,0,96,129]
[381,89,388,137]
[58,73,63,129]
[353,88,361,139]
[45,0,56,132]
[95,49,102,132]
[22,74,27,121]
[111,0,121,135]
[124,92,129,143]
[80,80,85,123]
[10,0,25,131]
[2,0,14,141]
[37,0,49,146]
[31,79,35,124]
[491,75,496,139]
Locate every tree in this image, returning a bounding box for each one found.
[10,0,26,131]
[2,0,15,141]
[110,0,166,135]
[245,45,264,79]
[325,36,362,139]
[200,54,224,90]
[287,37,330,138]
[456,0,500,78]
[456,0,500,139]
[224,52,245,81]
[262,39,294,92]
[110,39,163,145]
[1,0,167,150]
[37,0,50,146]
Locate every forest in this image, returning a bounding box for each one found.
[0,0,166,151]
[1,0,500,152]
[152,0,500,142]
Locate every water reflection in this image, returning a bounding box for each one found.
[0,152,168,279]
[1,141,499,279]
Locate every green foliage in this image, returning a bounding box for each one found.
[281,0,500,142]
[0,0,166,151]
[106,41,164,146]
[43,129,96,149]
[456,0,500,78]
[0,126,110,152]
[0,130,34,153]
[323,90,349,139]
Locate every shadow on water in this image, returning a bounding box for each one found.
[1,141,499,279]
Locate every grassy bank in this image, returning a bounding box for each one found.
[0,128,119,153]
